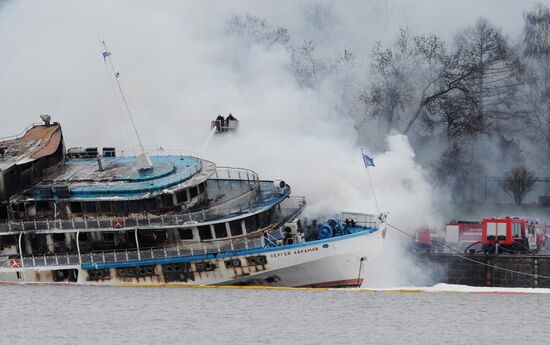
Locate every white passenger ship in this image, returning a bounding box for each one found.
[0,118,386,288]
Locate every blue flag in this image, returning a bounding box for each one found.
[102,51,111,62]
[362,151,375,168]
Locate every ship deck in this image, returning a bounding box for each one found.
[19,155,214,201]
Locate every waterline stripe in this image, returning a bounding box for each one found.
[1,281,548,294]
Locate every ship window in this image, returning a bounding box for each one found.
[70,202,82,214]
[229,220,243,236]
[52,233,65,243]
[78,232,90,242]
[198,182,206,193]
[258,210,271,228]
[153,230,167,241]
[2,234,16,246]
[160,194,173,208]
[99,201,111,214]
[114,201,127,214]
[36,201,50,212]
[214,223,228,239]
[198,225,212,240]
[144,198,157,212]
[84,202,97,214]
[190,187,198,199]
[103,232,115,242]
[244,215,258,232]
[128,200,142,213]
[176,190,188,204]
[270,207,280,222]
[178,228,194,240]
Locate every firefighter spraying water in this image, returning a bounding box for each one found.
[211,113,239,134]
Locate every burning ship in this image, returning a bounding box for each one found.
[0,117,386,287]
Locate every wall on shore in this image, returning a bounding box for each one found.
[414,253,550,288]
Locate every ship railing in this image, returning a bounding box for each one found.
[0,123,43,143]
[0,192,293,234]
[0,167,266,233]
[214,166,259,183]
[337,212,379,228]
[92,148,202,160]
[8,227,287,269]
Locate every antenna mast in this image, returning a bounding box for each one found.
[101,41,152,170]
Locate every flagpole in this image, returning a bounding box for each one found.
[362,148,380,215]
[101,40,146,154]
[366,166,380,215]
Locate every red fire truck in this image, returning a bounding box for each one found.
[445,221,482,253]
[481,217,545,254]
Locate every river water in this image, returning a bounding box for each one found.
[1,284,550,345]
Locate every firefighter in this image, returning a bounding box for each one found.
[215,114,224,132]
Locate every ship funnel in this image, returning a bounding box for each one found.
[136,152,153,171]
[97,155,104,171]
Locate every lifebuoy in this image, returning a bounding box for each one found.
[10,258,21,268]
[111,218,124,229]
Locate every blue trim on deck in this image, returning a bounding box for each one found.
[33,156,201,200]
[81,227,379,270]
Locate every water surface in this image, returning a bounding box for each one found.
[1,285,549,345]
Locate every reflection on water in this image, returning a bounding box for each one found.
[1,285,549,345]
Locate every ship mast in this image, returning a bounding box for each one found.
[101,41,152,170]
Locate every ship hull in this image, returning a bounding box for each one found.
[0,226,385,288]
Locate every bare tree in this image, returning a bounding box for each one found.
[362,29,477,136]
[500,167,536,205]
[226,14,290,49]
[522,5,550,162]
[361,29,416,133]
[454,17,524,129]
[289,40,331,89]
[403,40,477,134]
[523,4,550,58]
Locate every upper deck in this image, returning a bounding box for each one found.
[14,155,214,201]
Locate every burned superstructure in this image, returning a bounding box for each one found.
[0,118,65,218]
[0,118,385,287]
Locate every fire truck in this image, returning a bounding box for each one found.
[481,217,545,254]
[412,229,445,252]
[445,221,482,253]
